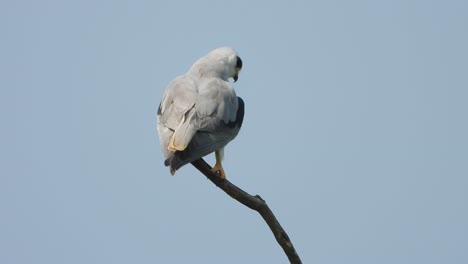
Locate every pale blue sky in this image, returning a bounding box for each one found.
[1,0,467,263]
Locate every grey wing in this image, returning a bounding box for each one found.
[195,79,239,130]
[165,96,245,174]
[164,79,244,174]
[157,75,198,159]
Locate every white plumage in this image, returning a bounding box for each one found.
[157,47,244,178]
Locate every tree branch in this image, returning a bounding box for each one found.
[191,158,302,264]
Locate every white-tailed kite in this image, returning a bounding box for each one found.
[157,47,244,178]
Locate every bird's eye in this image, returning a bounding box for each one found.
[236,56,243,69]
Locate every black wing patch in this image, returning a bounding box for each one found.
[225,97,245,128]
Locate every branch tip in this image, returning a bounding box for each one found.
[191,158,302,264]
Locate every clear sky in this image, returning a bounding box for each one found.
[1,0,467,263]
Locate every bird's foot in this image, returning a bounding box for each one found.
[211,163,226,179]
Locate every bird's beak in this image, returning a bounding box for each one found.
[233,73,238,82]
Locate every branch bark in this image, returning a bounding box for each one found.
[191,158,302,264]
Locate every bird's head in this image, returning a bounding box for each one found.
[190,47,243,83]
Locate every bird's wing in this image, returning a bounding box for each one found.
[157,75,198,156]
[165,96,245,174]
[157,76,238,152]
[158,75,198,129]
[170,78,238,150]
[193,78,239,131]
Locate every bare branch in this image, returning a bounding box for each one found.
[191,158,302,264]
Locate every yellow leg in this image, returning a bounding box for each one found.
[211,150,226,179]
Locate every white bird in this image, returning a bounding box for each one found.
[157,47,244,178]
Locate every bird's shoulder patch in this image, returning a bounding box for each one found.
[225,97,245,128]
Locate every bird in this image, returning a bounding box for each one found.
[157,47,244,179]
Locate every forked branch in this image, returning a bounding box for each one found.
[191,158,302,264]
